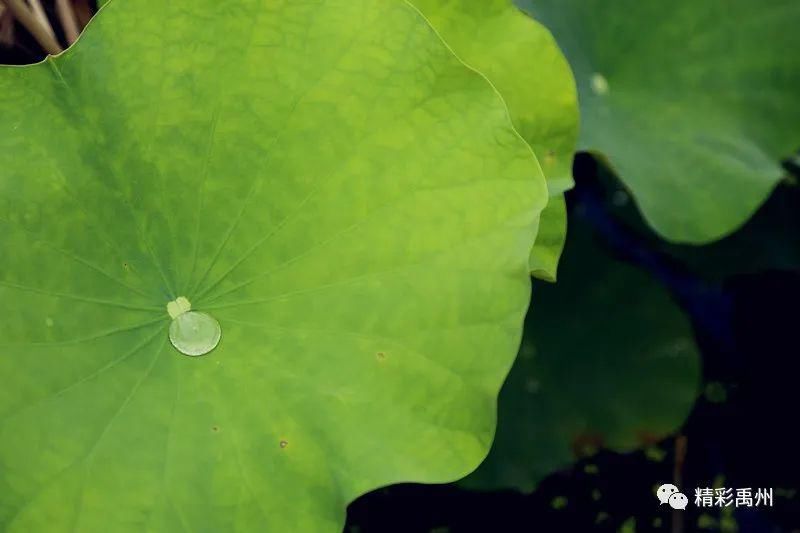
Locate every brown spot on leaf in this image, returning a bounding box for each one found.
[279,440,288,449]
[636,430,661,446]
[571,432,605,458]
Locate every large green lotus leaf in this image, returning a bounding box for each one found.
[464,217,700,492]
[99,0,577,279]
[521,0,800,244]
[0,0,548,530]
[411,0,578,279]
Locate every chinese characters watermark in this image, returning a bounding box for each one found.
[694,487,773,508]
[657,484,773,510]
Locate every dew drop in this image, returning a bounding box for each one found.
[590,73,610,95]
[166,297,221,357]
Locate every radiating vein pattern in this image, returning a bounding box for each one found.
[0,0,549,531]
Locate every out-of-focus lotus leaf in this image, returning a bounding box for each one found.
[465,217,700,492]
[522,0,800,244]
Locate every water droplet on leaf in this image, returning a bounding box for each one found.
[166,297,221,357]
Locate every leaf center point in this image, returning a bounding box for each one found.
[167,297,221,357]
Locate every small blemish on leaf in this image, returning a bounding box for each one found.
[376,351,386,360]
[571,432,604,457]
[636,430,660,446]
[211,426,219,432]
[279,440,288,449]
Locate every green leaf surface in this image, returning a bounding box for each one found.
[411,0,578,279]
[464,216,700,492]
[0,0,548,530]
[526,195,566,281]
[522,0,800,243]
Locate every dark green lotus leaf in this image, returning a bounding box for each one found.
[595,163,800,282]
[522,0,800,244]
[411,0,578,279]
[464,216,701,492]
[0,0,549,530]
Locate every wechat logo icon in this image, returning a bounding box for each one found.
[657,484,688,510]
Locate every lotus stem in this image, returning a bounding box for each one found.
[26,0,55,39]
[54,0,79,44]
[0,0,62,54]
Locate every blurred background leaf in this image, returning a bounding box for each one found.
[521,0,800,244]
[593,162,800,282]
[464,212,700,492]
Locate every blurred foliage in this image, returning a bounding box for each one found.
[521,0,800,244]
[464,215,700,492]
[594,162,800,282]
